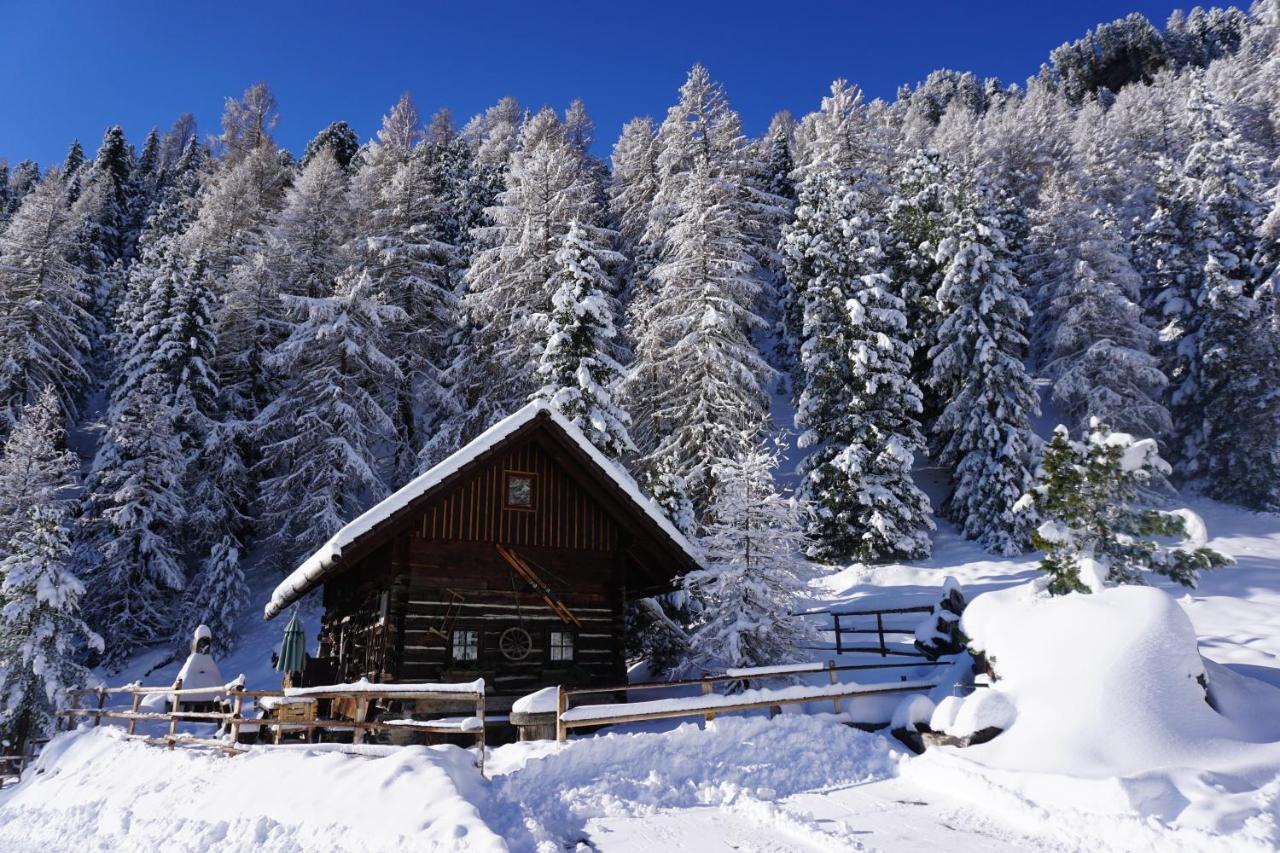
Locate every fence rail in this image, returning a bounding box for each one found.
[58,678,488,775]
[555,658,950,741]
[799,604,935,657]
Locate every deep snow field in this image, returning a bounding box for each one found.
[0,494,1278,852]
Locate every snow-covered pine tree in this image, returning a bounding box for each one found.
[631,157,773,512]
[1028,172,1170,438]
[1132,154,1199,375]
[1174,77,1272,500]
[0,387,78,559]
[254,271,403,564]
[173,535,244,656]
[422,109,480,251]
[0,503,101,749]
[5,161,40,220]
[886,149,953,386]
[928,174,1039,555]
[0,170,94,429]
[300,121,360,172]
[532,220,632,459]
[1024,422,1231,594]
[465,107,608,421]
[217,82,279,164]
[685,438,811,670]
[80,374,188,667]
[785,168,934,563]
[87,125,136,262]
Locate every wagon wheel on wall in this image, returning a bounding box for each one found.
[499,570,533,661]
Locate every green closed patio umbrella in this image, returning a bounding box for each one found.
[276,608,307,681]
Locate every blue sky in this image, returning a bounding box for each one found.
[1,1,1187,166]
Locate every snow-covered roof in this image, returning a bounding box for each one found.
[266,401,700,619]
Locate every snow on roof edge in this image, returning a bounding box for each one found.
[265,401,700,619]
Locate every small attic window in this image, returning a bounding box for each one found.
[505,472,535,509]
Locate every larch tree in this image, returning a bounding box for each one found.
[254,271,403,565]
[0,387,79,561]
[532,220,632,460]
[464,107,607,424]
[0,170,94,429]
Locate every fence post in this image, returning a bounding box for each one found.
[166,678,183,749]
[833,613,843,655]
[353,698,369,745]
[126,688,142,736]
[556,685,568,743]
[93,687,106,727]
[475,690,486,777]
[876,613,887,657]
[63,691,81,732]
[227,685,244,748]
[702,676,715,722]
[828,660,842,714]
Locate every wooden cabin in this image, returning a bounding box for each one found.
[264,402,701,716]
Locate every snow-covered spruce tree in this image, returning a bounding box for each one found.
[532,220,632,460]
[685,439,811,670]
[80,374,188,667]
[645,459,697,537]
[784,169,933,563]
[886,148,954,414]
[87,125,136,262]
[0,387,79,560]
[0,504,102,749]
[465,107,608,423]
[422,109,481,252]
[928,174,1039,555]
[173,535,244,656]
[1193,253,1280,510]
[1172,79,1273,503]
[300,121,360,172]
[0,170,94,429]
[1023,423,1231,595]
[1027,173,1170,438]
[1132,154,1199,374]
[631,157,773,513]
[254,271,403,564]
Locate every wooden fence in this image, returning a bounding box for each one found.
[58,678,488,775]
[800,604,936,657]
[555,658,951,741]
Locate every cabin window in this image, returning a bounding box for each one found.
[549,630,575,662]
[504,472,535,509]
[451,629,480,662]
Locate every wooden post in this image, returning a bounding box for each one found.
[475,690,486,777]
[876,613,887,657]
[556,686,568,743]
[227,686,244,747]
[63,691,81,732]
[701,677,715,722]
[833,613,843,655]
[828,660,842,714]
[126,688,142,735]
[166,678,183,749]
[93,687,106,728]
[353,698,369,745]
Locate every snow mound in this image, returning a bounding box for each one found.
[0,727,502,853]
[905,582,1280,844]
[487,714,898,849]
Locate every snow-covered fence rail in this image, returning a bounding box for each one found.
[555,659,951,741]
[57,678,488,774]
[801,604,936,657]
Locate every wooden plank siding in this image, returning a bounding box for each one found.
[314,433,635,704]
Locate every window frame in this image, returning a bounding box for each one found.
[450,628,481,664]
[548,629,576,663]
[503,470,537,511]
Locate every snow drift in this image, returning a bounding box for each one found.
[906,582,1280,848]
